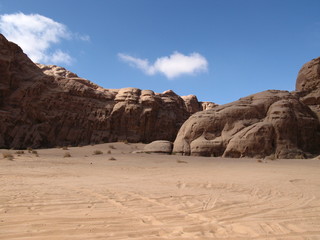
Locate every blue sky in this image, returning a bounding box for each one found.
[0,0,319,104]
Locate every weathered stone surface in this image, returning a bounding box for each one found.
[173,90,320,159]
[143,140,173,154]
[296,57,320,119]
[3,33,319,159]
[201,101,218,110]
[173,57,320,159]
[181,95,202,114]
[296,57,320,92]
[0,34,213,149]
[182,95,218,114]
[37,64,79,78]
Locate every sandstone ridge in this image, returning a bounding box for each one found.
[1,33,319,158]
[173,57,320,159]
[0,34,216,149]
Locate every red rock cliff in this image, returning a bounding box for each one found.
[0,34,215,148]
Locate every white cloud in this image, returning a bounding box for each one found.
[118,51,208,79]
[50,50,73,65]
[0,12,88,65]
[74,32,91,42]
[118,53,153,74]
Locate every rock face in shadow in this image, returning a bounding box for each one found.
[0,34,215,149]
[173,90,320,159]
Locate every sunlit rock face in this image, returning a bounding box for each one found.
[0,34,214,148]
[296,57,320,92]
[173,57,320,159]
[173,90,320,159]
[296,57,320,119]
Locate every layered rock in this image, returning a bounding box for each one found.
[0,34,214,149]
[173,90,320,159]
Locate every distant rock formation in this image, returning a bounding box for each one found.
[0,34,215,149]
[181,95,218,114]
[173,57,320,159]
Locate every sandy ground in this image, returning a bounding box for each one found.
[1,142,320,240]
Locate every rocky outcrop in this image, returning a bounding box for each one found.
[173,90,320,159]
[2,33,318,158]
[296,57,320,92]
[143,140,173,154]
[296,57,320,119]
[182,95,218,114]
[173,57,320,159]
[0,34,214,149]
[201,101,218,111]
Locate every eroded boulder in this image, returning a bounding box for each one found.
[173,90,320,159]
[296,57,320,92]
[143,140,173,154]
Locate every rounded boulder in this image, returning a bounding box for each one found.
[144,140,173,154]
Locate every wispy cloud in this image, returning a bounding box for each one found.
[51,50,73,65]
[118,51,208,79]
[74,32,91,42]
[0,12,88,65]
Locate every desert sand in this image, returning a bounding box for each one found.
[1,142,320,240]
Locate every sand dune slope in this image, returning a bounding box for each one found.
[1,143,320,239]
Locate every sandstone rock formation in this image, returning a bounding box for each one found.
[173,90,320,159]
[0,34,215,149]
[2,33,318,158]
[143,140,173,154]
[296,57,320,119]
[181,95,218,114]
[296,57,320,92]
[173,57,320,159]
